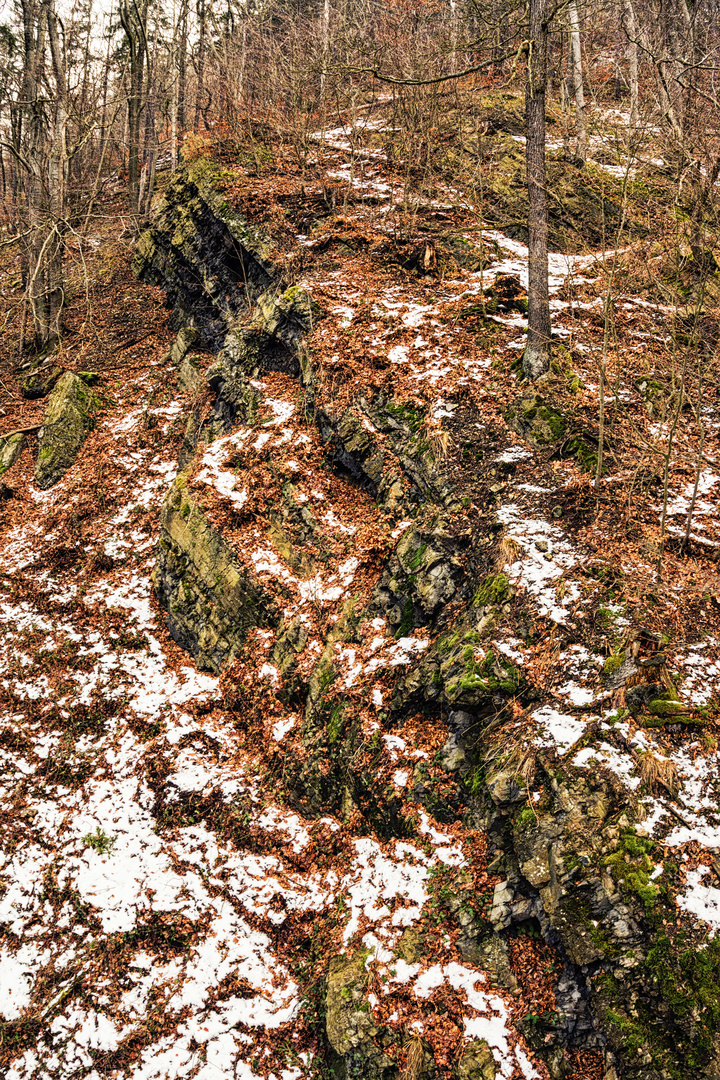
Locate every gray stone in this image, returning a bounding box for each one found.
[490,880,514,929]
[439,734,467,772]
[487,770,525,805]
[35,372,99,490]
[171,326,201,365]
[0,431,26,476]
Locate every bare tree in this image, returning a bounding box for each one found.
[119,0,149,212]
[567,0,586,163]
[523,0,552,380]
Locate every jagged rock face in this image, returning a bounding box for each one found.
[133,163,275,349]
[35,371,99,490]
[154,473,276,671]
[132,167,720,1080]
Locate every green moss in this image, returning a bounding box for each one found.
[464,766,485,797]
[603,830,659,912]
[473,573,509,607]
[647,699,693,718]
[384,400,424,433]
[327,704,346,744]
[395,598,415,639]
[563,434,597,474]
[406,544,427,571]
[603,651,625,675]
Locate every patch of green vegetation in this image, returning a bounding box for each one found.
[563,434,597,474]
[327,704,346,744]
[83,827,117,855]
[645,932,720,1069]
[384,400,425,433]
[473,573,509,607]
[603,650,625,675]
[516,806,536,828]
[406,544,427,571]
[395,597,415,639]
[603,830,659,912]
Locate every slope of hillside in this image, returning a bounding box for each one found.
[1,100,720,1080]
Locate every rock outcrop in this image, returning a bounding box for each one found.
[0,431,25,476]
[35,371,99,490]
[133,161,276,349]
[154,472,275,671]
[133,164,720,1080]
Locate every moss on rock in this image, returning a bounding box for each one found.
[153,472,275,671]
[504,393,566,449]
[0,431,26,476]
[35,371,99,490]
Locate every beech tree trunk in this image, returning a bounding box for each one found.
[523,0,552,381]
[568,0,586,164]
[623,0,639,126]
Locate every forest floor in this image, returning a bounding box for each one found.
[0,95,719,1080]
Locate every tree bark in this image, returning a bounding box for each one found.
[622,0,639,126]
[568,0,586,164]
[523,0,552,381]
[119,0,148,213]
[193,0,207,134]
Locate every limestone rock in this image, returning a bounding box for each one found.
[504,392,566,448]
[178,353,203,395]
[490,880,514,929]
[455,1040,497,1080]
[21,363,63,400]
[154,472,275,671]
[171,326,201,365]
[325,953,393,1074]
[35,372,99,490]
[0,432,26,476]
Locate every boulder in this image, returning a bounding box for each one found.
[35,372,99,490]
[0,432,26,476]
[456,1040,497,1080]
[154,473,275,671]
[325,953,393,1075]
[21,363,63,400]
[504,393,566,448]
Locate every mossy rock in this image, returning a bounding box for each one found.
[455,1040,496,1080]
[395,928,425,964]
[21,363,63,400]
[504,393,566,448]
[473,573,509,607]
[326,952,397,1077]
[0,432,26,476]
[35,372,99,490]
[153,473,276,671]
[561,433,597,474]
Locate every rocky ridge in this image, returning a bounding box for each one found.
[0,110,719,1080]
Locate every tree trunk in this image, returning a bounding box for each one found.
[568,0,586,163]
[621,2,639,126]
[120,0,148,213]
[193,0,207,134]
[523,0,552,381]
[178,0,189,133]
